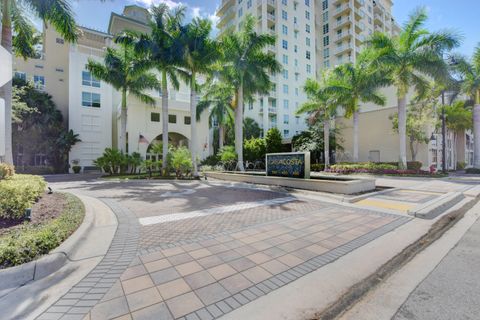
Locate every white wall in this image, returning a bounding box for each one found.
[68,45,114,169]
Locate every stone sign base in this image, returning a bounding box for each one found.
[204,172,376,195]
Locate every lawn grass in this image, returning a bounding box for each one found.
[0,193,85,269]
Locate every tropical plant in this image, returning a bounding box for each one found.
[1,0,78,164]
[140,159,156,178]
[86,41,159,152]
[453,44,480,168]
[120,4,187,172]
[296,74,338,168]
[170,146,192,178]
[327,50,388,162]
[243,137,266,163]
[369,7,461,168]
[220,14,281,171]
[265,127,283,154]
[218,145,237,170]
[179,17,219,177]
[129,152,142,174]
[243,117,262,139]
[197,82,235,151]
[94,148,127,175]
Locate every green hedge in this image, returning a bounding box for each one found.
[465,168,480,174]
[0,193,85,268]
[330,163,397,171]
[0,174,46,219]
[311,164,325,172]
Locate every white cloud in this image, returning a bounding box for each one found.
[192,7,201,18]
[133,0,182,9]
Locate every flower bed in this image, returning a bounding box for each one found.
[326,162,441,176]
[0,174,46,219]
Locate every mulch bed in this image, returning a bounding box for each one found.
[0,192,66,237]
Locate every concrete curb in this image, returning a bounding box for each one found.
[408,192,465,219]
[0,192,111,293]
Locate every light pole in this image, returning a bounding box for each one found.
[441,91,447,173]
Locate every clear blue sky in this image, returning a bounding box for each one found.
[66,0,478,56]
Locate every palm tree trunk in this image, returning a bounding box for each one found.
[473,93,480,168]
[120,89,127,153]
[1,0,13,164]
[235,83,245,171]
[218,125,224,149]
[409,136,416,162]
[352,111,359,162]
[190,73,198,177]
[324,117,330,169]
[161,71,168,174]
[398,95,408,169]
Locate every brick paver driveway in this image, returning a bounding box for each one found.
[39,178,410,320]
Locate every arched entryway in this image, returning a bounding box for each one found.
[146,132,189,161]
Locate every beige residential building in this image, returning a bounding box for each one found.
[13,5,211,170]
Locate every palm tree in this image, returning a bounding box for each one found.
[197,82,235,150]
[296,74,337,168]
[220,14,281,171]
[1,0,77,164]
[327,49,388,162]
[370,7,460,168]
[179,17,219,177]
[120,4,187,173]
[454,44,480,168]
[86,42,160,152]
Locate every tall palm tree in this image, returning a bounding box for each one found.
[87,42,160,152]
[454,45,480,168]
[120,4,187,173]
[197,82,235,150]
[370,7,460,168]
[179,17,219,177]
[1,0,77,164]
[296,74,337,168]
[220,14,281,171]
[327,49,388,162]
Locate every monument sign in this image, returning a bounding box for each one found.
[266,152,310,179]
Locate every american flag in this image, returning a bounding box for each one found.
[138,134,149,144]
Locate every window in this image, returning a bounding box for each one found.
[283,129,290,137]
[323,23,329,34]
[305,0,310,6]
[247,0,252,8]
[306,64,311,74]
[282,54,288,65]
[295,87,299,96]
[305,11,310,20]
[168,114,177,123]
[283,99,289,109]
[323,47,330,58]
[283,115,289,124]
[294,45,298,53]
[323,36,329,46]
[322,0,328,10]
[33,75,45,89]
[238,8,243,17]
[283,84,289,94]
[282,10,288,20]
[294,31,298,39]
[282,25,288,35]
[295,116,300,124]
[295,73,299,81]
[294,59,298,66]
[56,38,64,44]
[305,24,310,33]
[14,71,26,81]
[283,69,288,79]
[55,68,64,72]
[324,60,330,68]
[151,112,160,122]
[82,92,101,108]
[248,101,253,110]
[282,0,287,5]
[322,11,328,22]
[282,40,288,49]
[184,116,191,125]
[82,71,100,87]
[306,37,311,46]
[306,50,311,60]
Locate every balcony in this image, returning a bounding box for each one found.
[267,12,276,27]
[354,8,366,20]
[333,3,352,18]
[267,0,275,9]
[374,13,383,24]
[334,15,353,30]
[217,0,235,16]
[354,0,365,8]
[355,34,365,45]
[375,24,383,32]
[336,29,353,41]
[217,7,235,28]
[268,107,277,115]
[335,42,353,55]
[355,22,365,33]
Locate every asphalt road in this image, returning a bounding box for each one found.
[393,216,480,320]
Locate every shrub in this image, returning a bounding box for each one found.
[94,148,128,175]
[0,175,46,219]
[265,128,283,154]
[311,163,325,172]
[218,146,237,162]
[457,162,466,170]
[15,166,55,175]
[466,167,480,174]
[0,163,15,180]
[0,193,84,268]
[201,154,220,166]
[330,162,397,172]
[244,138,266,162]
[170,147,193,178]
